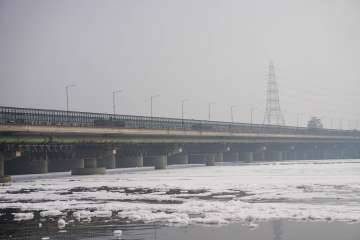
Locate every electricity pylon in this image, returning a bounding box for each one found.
[263,61,285,125]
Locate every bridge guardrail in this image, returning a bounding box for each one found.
[1,106,359,137]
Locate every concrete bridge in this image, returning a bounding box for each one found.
[1,106,360,182]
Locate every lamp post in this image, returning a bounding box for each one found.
[250,107,259,125]
[181,99,189,128]
[65,84,76,112]
[150,94,160,118]
[230,105,237,123]
[181,99,189,120]
[208,102,215,121]
[112,89,122,115]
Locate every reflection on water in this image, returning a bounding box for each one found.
[0,221,161,240]
[1,220,360,240]
[273,220,283,240]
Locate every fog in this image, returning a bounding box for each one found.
[0,0,359,128]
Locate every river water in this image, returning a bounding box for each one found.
[1,160,360,239]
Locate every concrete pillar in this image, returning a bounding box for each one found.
[294,151,305,160]
[0,154,11,183]
[73,158,84,168]
[323,150,334,160]
[239,152,254,162]
[189,154,206,164]
[71,157,105,175]
[118,154,143,168]
[206,154,216,166]
[30,152,48,174]
[101,150,116,169]
[254,151,266,161]
[36,158,48,174]
[154,155,167,170]
[84,158,97,168]
[168,153,189,165]
[215,152,224,162]
[0,156,4,177]
[223,152,239,162]
[285,151,296,160]
[267,151,283,161]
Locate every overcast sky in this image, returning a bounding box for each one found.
[0,0,359,128]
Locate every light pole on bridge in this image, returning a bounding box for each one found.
[150,94,160,118]
[181,99,189,121]
[181,99,189,128]
[112,89,122,115]
[250,107,260,125]
[65,84,76,112]
[230,105,237,123]
[208,102,215,121]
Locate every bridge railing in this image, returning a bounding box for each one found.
[1,106,359,137]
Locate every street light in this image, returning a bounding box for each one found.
[65,84,76,112]
[181,99,189,120]
[230,105,237,122]
[150,94,160,118]
[208,102,215,121]
[250,107,259,125]
[112,89,122,115]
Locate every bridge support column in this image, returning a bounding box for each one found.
[294,151,305,160]
[118,153,144,168]
[0,154,11,183]
[323,150,333,160]
[239,152,254,162]
[99,150,116,169]
[223,152,239,162]
[206,154,216,166]
[215,152,224,162]
[254,151,266,161]
[29,152,48,174]
[168,153,188,165]
[267,151,283,161]
[188,154,206,164]
[285,151,296,160]
[71,157,105,175]
[154,155,167,170]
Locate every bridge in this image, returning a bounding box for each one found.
[1,106,360,182]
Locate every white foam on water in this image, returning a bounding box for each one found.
[1,160,360,226]
[12,212,34,221]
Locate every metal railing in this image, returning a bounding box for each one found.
[0,106,359,137]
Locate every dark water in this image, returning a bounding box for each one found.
[1,219,359,240]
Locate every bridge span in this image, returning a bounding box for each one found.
[1,106,360,182]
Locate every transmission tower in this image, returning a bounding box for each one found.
[263,61,285,125]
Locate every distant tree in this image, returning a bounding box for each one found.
[307,117,323,129]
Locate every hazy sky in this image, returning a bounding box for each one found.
[1,0,359,128]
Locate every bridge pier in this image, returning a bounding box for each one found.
[71,157,105,175]
[223,152,239,162]
[215,152,224,162]
[294,150,306,160]
[188,154,206,164]
[98,149,116,169]
[266,151,283,161]
[0,154,11,183]
[284,151,296,160]
[206,153,216,166]
[118,153,144,168]
[0,153,11,183]
[153,155,167,170]
[254,150,266,161]
[29,152,48,174]
[168,153,189,165]
[239,152,254,162]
